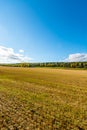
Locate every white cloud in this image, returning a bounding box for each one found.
[0,45,32,63]
[19,49,24,53]
[65,53,87,62]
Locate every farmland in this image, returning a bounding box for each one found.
[0,66,87,130]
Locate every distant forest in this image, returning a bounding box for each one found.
[1,62,87,69]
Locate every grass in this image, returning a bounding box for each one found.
[0,66,87,129]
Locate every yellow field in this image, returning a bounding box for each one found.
[0,67,87,130]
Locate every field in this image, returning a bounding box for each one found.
[0,67,87,130]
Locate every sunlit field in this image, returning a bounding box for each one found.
[0,66,87,130]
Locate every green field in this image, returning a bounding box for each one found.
[0,67,87,130]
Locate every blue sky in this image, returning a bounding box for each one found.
[0,0,87,63]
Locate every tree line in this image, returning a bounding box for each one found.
[1,62,87,69]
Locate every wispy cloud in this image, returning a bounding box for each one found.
[19,49,24,53]
[0,25,9,42]
[65,53,87,62]
[0,45,32,63]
